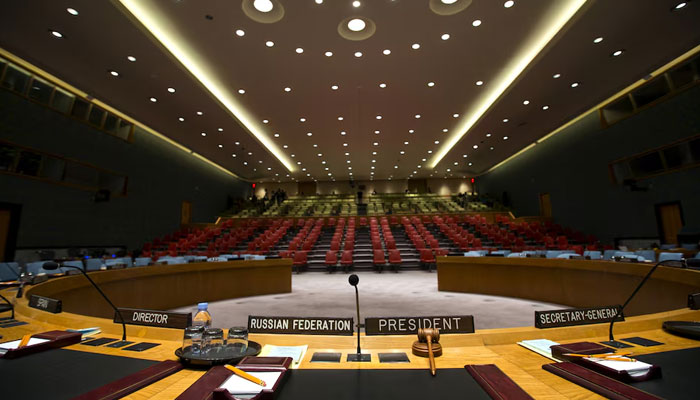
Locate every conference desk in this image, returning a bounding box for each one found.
[1,257,700,399]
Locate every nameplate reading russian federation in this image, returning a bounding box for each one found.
[248,316,354,335]
[365,316,475,335]
[28,295,62,314]
[535,305,623,329]
[115,308,192,329]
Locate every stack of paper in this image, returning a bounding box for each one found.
[0,338,49,354]
[259,344,308,368]
[517,339,560,361]
[220,371,282,396]
[589,358,653,377]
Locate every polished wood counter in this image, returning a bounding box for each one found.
[438,256,700,316]
[2,257,700,399]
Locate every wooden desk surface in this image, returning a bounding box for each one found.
[2,258,700,399]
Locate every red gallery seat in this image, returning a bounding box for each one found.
[420,249,436,272]
[388,249,402,272]
[373,249,386,272]
[325,250,338,273]
[292,251,307,274]
[340,250,354,272]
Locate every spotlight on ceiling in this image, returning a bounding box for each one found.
[253,0,274,13]
[347,18,366,32]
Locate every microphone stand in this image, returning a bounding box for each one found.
[54,263,129,345]
[347,276,370,362]
[0,292,14,319]
[606,259,678,348]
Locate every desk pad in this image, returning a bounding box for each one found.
[631,347,700,400]
[275,369,492,400]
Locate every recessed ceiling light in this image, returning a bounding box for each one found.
[383,49,391,55]
[50,30,64,38]
[442,128,448,132]
[462,154,467,158]
[244,161,248,165]
[374,130,380,134]
[522,100,529,105]
[372,159,376,162]
[253,0,274,12]
[475,80,484,86]
[348,18,366,32]
[593,37,603,44]
[218,144,223,148]
[353,1,361,7]
[284,87,291,92]
[612,49,624,57]
[435,140,440,144]
[235,29,245,37]
[400,151,405,155]
[345,152,350,156]
[490,147,494,150]
[232,154,236,157]
[283,144,288,148]
[262,119,269,124]
[441,0,458,5]
[379,83,387,88]
[343,143,348,147]
[291,154,295,158]
[473,144,478,149]
[266,41,274,47]
[553,73,561,79]
[274,133,280,137]
[486,133,491,137]
[441,33,450,40]
[447,168,451,172]
[127,55,136,62]
[331,85,339,90]
[316,0,323,4]
[338,116,344,120]
[178,117,185,122]
[404,141,409,145]
[454,162,458,165]
[307,132,313,136]
[296,47,304,54]
[409,129,414,133]
[422,158,427,162]
[238,89,246,94]
[468,162,473,166]
[376,115,382,120]
[503,118,509,122]
[427,82,435,87]
[167,87,176,93]
[340,131,347,135]
[323,160,327,164]
[235,141,240,145]
[66,8,79,15]
[503,136,509,140]
[452,113,459,118]
[571,82,580,88]
[372,151,377,155]
[504,0,515,8]
[201,132,206,136]
[542,105,550,110]
[248,152,253,156]
[196,111,203,115]
[373,142,379,146]
[109,70,119,77]
[325,51,333,57]
[218,128,223,132]
[674,2,688,10]
[394,165,398,169]
[411,43,420,50]
[354,51,363,58]
[472,20,482,27]
[317,153,322,157]
[415,114,421,119]
[149,97,157,102]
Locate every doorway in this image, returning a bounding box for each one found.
[655,201,684,244]
[181,201,192,225]
[539,193,552,218]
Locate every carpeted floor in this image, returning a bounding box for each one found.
[171,271,566,330]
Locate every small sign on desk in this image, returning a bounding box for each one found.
[365,316,475,335]
[535,305,623,329]
[116,308,191,329]
[28,295,62,314]
[248,316,353,335]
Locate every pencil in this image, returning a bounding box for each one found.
[224,364,267,387]
[18,334,31,348]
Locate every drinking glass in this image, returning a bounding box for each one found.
[227,326,249,354]
[203,328,224,355]
[183,326,204,355]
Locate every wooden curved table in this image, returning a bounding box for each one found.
[2,257,700,399]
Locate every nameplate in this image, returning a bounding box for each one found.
[248,316,354,335]
[535,305,623,329]
[365,316,475,335]
[115,308,192,329]
[28,295,62,313]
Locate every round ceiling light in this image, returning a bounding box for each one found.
[348,18,366,32]
[441,0,458,4]
[253,0,273,12]
[504,1,515,8]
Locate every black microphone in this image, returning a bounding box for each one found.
[0,292,14,319]
[607,259,687,347]
[43,261,128,344]
[347,274,370,362]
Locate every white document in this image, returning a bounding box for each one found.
[0,338,50,353]
[517,339,560,361]
[220,371,282,395]
[260,344,308,367]
[590,358,653,377]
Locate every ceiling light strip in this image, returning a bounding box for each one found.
[0,46,242,180]
[486,43,700,174]
[429,0,587,169]
[117,0,295,173]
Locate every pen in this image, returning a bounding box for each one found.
[224,364,267,387]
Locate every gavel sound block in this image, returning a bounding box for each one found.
[412,328,442,376]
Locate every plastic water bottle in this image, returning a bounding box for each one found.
[192,302,212,328]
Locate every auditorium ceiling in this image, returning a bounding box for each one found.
[0,0,699,183]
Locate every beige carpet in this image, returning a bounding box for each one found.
[172,271,566,330]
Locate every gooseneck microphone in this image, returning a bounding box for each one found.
[0,293,14,319]
[608,258,696,347]
[43,261,128,343]
[347,274,370,362]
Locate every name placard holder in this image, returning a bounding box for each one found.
[115,308,192,329]
[365,316,475,335]
[535,305,623,329]
[248,316,354,335]
[28,295,62,314]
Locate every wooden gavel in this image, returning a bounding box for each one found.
[417,328,441,376]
